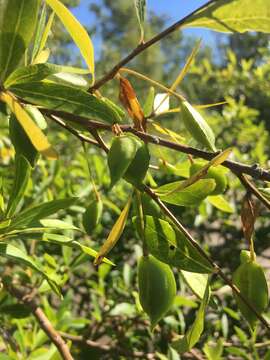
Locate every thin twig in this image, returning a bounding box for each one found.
[143,185,270,333]
[237,173,270,211]
[90,0,219,91]
[42,109,270,183]
[4,282,74,360]
[49,115,99,148]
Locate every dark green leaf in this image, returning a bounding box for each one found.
[10,82,123,124]
[143,216,213,273]
[31,2,47,62]
[9,115,38,167]
[6,155,31,217]
[9,197,77,229]
[0,0,40,81]
[156,179,216,206]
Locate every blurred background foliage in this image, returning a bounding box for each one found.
[0,1,270,359]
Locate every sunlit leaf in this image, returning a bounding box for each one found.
[45,0,95,77]
[156,179,216,206]
[10,82,123,124]
[183,0,270,33]
[0,92,57,160]
[134,0,146,43]
[208,195,234,213]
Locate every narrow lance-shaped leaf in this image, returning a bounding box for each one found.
[0,0,40,81]
[8,197,78,230]
[94,197,132,265]
[10,82,124,124]
[31,3,47,62]
[6,155,31,218]
[45,0,95,78]
[134,0,147,43]
[163,148,231,196]
[35,11,55,61]
[183,0,270,34]
[172,278,211,353]
[0,92,57,160]
[4,63,90,88]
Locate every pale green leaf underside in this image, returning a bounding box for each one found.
[183,0,270,33]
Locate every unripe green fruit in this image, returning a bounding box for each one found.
[124,141,150,187]
[190,162,227,196]
[138,255,176,330]
[232,261,269,329]
[82,199,103,235]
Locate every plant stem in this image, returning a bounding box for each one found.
[143,185,270,333]
[89,0,219,91]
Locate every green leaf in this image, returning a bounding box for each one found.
[181,101,216,151]
[143,216,213,273]
[9,115,38,167]
[6,155,31,217]
[8,197,77,229]
[1,92,57,160]
[45,0,95,77]
[181,271,209,299]
[203,339,223,360]
[156,179,216,206]
[95,197,132,265]
[134,0,146,42]
[143,86,155,117]
[183,0,270,34]
[0,0,40,81]
[172,278,211,353]
[42,234,114,266]
[208,195,234,213]
[108,135,139,187]
[4,63,90,88]
[0,242,60,295]
[31,3,47,62]
[10,82,124,124]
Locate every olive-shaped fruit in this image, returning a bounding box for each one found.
[82,199,103,235]
[138,255,176,329]
[232,261,269,329]
[190,162,227,196]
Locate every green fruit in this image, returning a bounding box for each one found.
[82,199,103,235]
[138,255,176,329]
[232,261,269,329]
[190,162,227,196]
[108,134,139,188]
[124,140,150,187]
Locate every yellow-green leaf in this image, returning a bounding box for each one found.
[0,92,57,160]
[94,197,132,265]
[183,0,270,34]
[45,0,94,77]
[208,195,234,213]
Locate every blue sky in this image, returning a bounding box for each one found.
[71,0,218,54]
